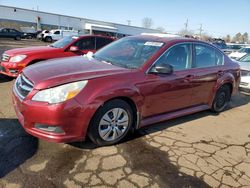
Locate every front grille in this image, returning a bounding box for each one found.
[241,70,250,77]
[1,53,10,62]
[14,74,34,99]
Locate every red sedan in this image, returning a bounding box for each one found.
[12,35,240,146]
[0,35,114,77]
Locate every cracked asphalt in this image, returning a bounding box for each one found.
[0,39,250,188]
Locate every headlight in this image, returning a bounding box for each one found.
[9,55,27,63]
[32,80,88,104]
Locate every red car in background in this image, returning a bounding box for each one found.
[13,35,240,146]
[0,35,114,77]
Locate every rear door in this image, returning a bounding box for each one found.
[73,36,96,54]
[190,43,225,106]
[0,29,10,38]
[96,37,114,50]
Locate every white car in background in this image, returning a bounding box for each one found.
[229,46,250,60]
[238,54,250,93]
[43,29,79,42]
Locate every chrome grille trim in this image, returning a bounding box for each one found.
[1,53,10,62]
[14,74,34,100]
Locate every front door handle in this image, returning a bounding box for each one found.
[184,75,194,82]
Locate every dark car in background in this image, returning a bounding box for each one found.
[13,34,240,146]
[0,28,24,40]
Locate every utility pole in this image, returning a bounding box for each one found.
[184,18,188,33]
[199,24,204,39]
[126,20,131,26]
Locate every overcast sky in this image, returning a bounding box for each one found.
[0,0,249,37]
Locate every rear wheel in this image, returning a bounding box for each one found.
[88,99,134,146]
[45,36,52,42]
[211,85,231,113]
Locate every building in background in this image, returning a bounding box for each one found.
[0,5,161,37]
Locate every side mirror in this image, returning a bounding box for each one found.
[150,63,173,74]
[69,46,79,52]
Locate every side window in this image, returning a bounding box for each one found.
[194,44,224,68]
[96,37,113,50]
[155,44,192,71]
[54,31,60,34]
[74,37,95,50]
[9,29,16,33]
[2,29,8,33]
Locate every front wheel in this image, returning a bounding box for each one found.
[88,99,134,146]
[211,85,231,113]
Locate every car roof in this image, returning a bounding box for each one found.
[129,34,205,44]
[78,34,115,39]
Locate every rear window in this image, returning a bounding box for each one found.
[194,44,224,68]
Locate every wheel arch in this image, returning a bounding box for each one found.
[209,80,234,107]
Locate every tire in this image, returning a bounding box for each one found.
[211,85,231,113]
[15,35,21,40]
[88,99,134,146]
[45,36,52,42]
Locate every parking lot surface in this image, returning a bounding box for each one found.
[0,40,250,188]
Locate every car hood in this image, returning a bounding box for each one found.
[23,56,130,89]
[238,62,250,71]
[229,52,246,58]
[5,46,61,56]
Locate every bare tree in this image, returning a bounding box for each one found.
[142,17,153,29]
[178,29,195,36]
[224,35,231,43]
[242,32,249,43]
[233,32,242,43]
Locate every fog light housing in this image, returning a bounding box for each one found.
[9,69,18,74]
[35,124,65,134]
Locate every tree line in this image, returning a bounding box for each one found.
[223,33,249,44]
[141,17,249,44]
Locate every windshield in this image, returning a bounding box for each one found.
[239,54,250,62]
[227,45,243,50]
[50,36,78,48]
[93,37,164,69]
[238,48,246,53]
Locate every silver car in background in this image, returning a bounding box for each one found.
[238,54,250,93]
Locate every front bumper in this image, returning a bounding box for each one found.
[0,61,20,77]
[239,76,250,93]
[12,89,93,143]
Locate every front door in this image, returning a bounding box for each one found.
[139,43,194,118]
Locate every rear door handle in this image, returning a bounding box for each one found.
[217,70,224,77]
